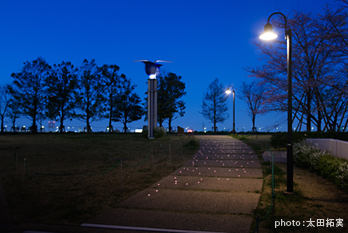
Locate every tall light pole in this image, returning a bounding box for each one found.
[260,12,293,193]
[225,86,236,134]
[135,60,170,139]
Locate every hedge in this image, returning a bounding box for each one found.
[293,140,348,193]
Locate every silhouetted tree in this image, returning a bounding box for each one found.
[99,64,121,133]
[74,59,106,133]
[9,57,51,133]
[200,78,229,132]
[4,87,21,132]
[46,61,78,133]
[8,97,20,132]
[156,76,166,127]
[238,81,266,132]
[0,85,11,132]
[157,72,186,132]
[112,75,143,132]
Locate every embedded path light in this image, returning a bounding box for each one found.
[134,60,171,139]
[225,86,236,133]
[260,12,293,193]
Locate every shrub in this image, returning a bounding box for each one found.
[270,132,287,149]
[334,162,348,191]
[154,126,166,138]
[142,129,148,138]
[293,140,318,168]
[183,137,199,148]
[141,126,167,138]
[293,140,348,193]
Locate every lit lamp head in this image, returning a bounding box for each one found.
[144,62,161,79]
[259,22,278,41]
[134,60,171,79]
[225,88,232,95]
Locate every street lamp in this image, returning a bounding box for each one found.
[135,60,170,139]
[260,12,293,193]
[225,86,236,134]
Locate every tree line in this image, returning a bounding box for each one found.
[0,57,186,133]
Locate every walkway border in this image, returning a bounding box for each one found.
[81,223,227,233]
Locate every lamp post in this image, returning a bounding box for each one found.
[259,12,293,193]
[135,60,170,139]
[225,86,236,134]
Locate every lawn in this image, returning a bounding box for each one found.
[0,133,198,225]
[230,134,348,233]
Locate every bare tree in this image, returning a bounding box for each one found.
[238,81,266,132]
[200,78,229,132]
[246,9,348,132]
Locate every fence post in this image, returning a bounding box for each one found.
[181,142,183,156]
[31,172,34,205]
[151,149,154,167]
[120,159,123,193]
[81,171,84,216]
[169,143,172,164]
[272,196,275,229]
[82,171,84,197]
[15,152,18,176]
[22,158,26,193]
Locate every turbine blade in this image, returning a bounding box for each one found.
[154,60,172,63]
[134,60,151,63]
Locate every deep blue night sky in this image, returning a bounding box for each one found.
[0,0,334,132]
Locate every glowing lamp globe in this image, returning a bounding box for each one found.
[259,23,278,40]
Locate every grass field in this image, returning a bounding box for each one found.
[0,133,198,225]
[231,134,348,233]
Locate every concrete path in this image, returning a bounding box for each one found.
[87,135,263,233]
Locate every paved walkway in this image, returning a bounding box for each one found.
[86,135,263,232]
